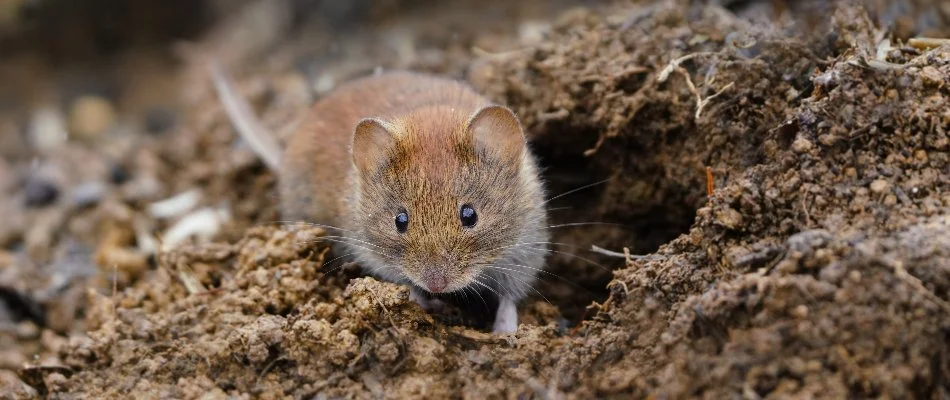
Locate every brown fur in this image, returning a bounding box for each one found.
[237,70,549,331]
[281,71,489,224]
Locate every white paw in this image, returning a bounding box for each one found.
[492,298,518,334]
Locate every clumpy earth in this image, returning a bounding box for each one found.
[1,0,949,398]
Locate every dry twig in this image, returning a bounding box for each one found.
[657,52,734,120]
[908,37,950,50]
[590,244,651,260]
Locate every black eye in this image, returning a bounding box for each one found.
[395,211,409,233]
[459,204,477,228]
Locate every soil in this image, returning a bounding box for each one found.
[1,0,949,398]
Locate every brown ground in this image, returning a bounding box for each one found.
[1,0,949,398]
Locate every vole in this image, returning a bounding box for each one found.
[210,65,548,333]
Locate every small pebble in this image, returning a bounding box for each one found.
[161,206,231,251]
[920,66,942,86]
[791,137,813,153]
[314,73,336,94]
[714,207,744,230]
[109,163,131,184]
[148,189,202,219]
[16,321,40,339]
[848,270,862,282]
[28,107,68,151]
[870,179,890,193]
[71,181,107,208]
[818,134,837,146]
[518,20,551,44]
[68,95,116,141]
[24,178,59,207]
[791,305,809,319]
[121,175,163,202]
[144,106,176,135]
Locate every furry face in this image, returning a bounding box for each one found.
[347,105,546,295]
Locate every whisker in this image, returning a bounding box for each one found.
[300,242,379,259]
[482,262,561,279]
[484,263,600,296]
[547,222,628,229]
[307,235,389,251]
[488,240,588,253]
[255,220,355,234]
[478,265,552,305]
[523,247,611,271]
[468,279,495,309]
[306,236,377,252]
[481,240,583,255]
[490,240,613,271]
[305,237,389,259]
[477,273,511,299]
[462,285,486,311]
[508,273,551,305]
[319,252,360,274]
[542,178,611,205]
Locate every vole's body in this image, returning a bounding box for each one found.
[212,67,548,333]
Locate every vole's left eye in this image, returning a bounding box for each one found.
[395,210,409,233]
[459,204,477,228]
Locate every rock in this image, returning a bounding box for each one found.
[28,107,68,152]
[24,178,59,208]
[714,207,744,230]
[144,106,176,135]
[160,206,231,251]
[147,189,202,219]
[519,20,551,44]
[870,179,890,193]
[71,181,107,208]
[791,137,813,153]
[109,163,131,184]
[68,96,116,141]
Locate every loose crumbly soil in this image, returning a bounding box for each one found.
[1,0,949,398]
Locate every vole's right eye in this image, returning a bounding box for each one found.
[394,211,409,233]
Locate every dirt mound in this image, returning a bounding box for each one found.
[1,0,949,398]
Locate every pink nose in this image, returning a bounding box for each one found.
[425,275,448,293]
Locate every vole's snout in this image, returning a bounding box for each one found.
[424,276,447,293]
[420,266,450,293]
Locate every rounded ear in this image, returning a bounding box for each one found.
[465,105,526,162]
[352,118,397,174]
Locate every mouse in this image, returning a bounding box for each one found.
[210,64,549,333]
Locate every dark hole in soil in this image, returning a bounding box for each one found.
[527,124,700,323]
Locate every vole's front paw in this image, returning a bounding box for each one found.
[492,298,518,334]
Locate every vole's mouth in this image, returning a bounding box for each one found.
[411,263,483,294]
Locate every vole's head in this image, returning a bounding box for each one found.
[349,105,545,294]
